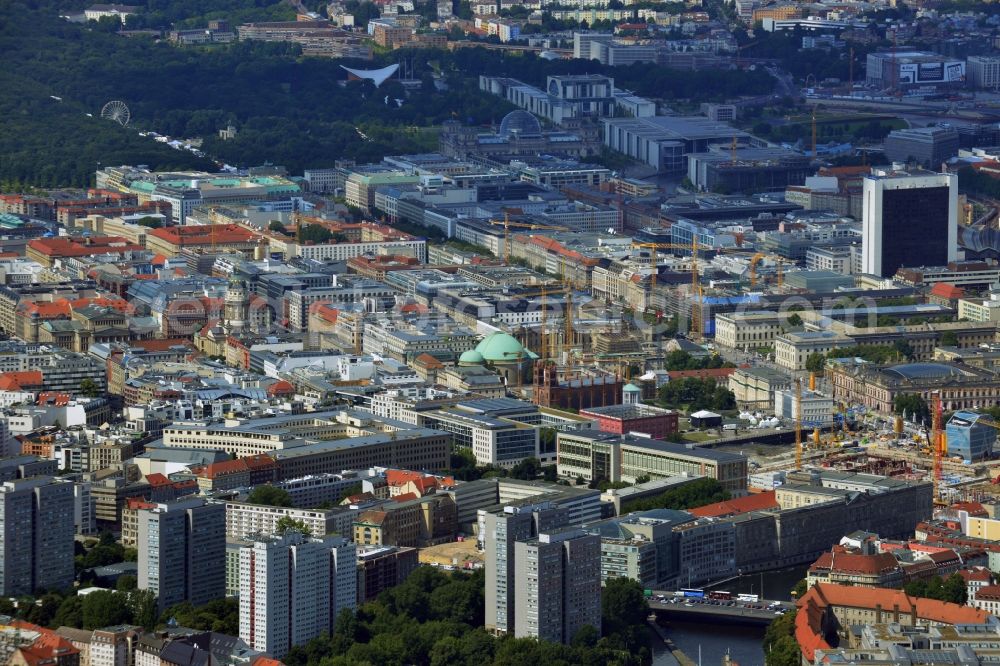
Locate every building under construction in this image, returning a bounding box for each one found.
[687,147,812,193]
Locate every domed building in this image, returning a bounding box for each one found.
[473,331,537,385]
[498,110,542,137]
[458,350,485,367]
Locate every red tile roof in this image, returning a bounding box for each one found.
[129,338,194,352]
[147,224,257,246]
[0,371,44,391]
[252,658,286,666]
[28,236,144,258]
[951,501,988,517]
[36,393,71,406]
[242,454,277,471]
[385,469,455,495]
[958,567,992,583]
[974,584,1000,600]
[146,473,171,487]
[10,620,80,666]
[689,490,778,518]
[796,583,989,662]
[195,459,249,479]
[126,497,156,511]
[930,283,964,300]
[808,549,900,576]
[267,380,295,396]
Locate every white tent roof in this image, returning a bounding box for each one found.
[340,63,399,87]
[690,410,721,419]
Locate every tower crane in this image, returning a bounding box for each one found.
[749,252,786,288]
[931,391,944,503]
[627,239,755,339]
[488,214,570,264]
[795,378,803,470]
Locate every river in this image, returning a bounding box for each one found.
[651,567,808,666]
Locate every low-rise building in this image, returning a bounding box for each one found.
[729,367,791,410]
[356,545,418,602]
[225,502,357,540]
[578,403,678,440]
[556,429,748,495]
[714,311,786,351]
[774,331,853,371]
[774,388,834,427]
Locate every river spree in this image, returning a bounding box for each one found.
[651,566,808,666]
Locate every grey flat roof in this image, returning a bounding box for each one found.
[270,427,445,460]
[565,428,746,462]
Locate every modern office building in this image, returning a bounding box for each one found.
[883,127,960,169]
[865,51,965,92]
[968,55,1000,89]
[479,74,619,126]
[237,532,355,658]
[602,116,750,173]
[513,529,601,644]
[945,411,997,463]
[137,497,226,611]
[861,169,957,277]
[0,476,74,595]
[581,508,696,588]
[556,429,748,495]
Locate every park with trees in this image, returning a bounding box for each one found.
[284,568,652,666]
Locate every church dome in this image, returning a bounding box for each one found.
[458,350,485,366]
[474,332,534,363]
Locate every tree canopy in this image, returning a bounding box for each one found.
[284,566,650,666]
[620,477,730,514]
[763,608,800,666]
[904,574,968,605]
[658,377,736,412]
[0,0,775,187]
[245,484,293,507]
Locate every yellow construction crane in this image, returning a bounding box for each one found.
[539,283,549,363]
[749,252,786,288]
[630,239,704,337]
[795,378,803,470]
[931,391,945,504]
[556,255,575,365]
[488,214,570,264]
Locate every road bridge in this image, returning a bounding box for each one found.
[648,595,795,626]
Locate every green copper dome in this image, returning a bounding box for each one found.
[474,332,536,362]
[458,350,485,365]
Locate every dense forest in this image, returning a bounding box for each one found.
[0,0,775,188]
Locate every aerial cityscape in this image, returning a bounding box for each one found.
[8,0,1000,663]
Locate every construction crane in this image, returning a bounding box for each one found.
[632,236,735,340]
[630,239,708,338]
[748,252,785,288]
[931,391,944,503]
[539,283,549,363]
[690,237,701,340]
[561,256,574,366]
[488,214,569,264]
[795,378,803,470]
[811,107,818,158]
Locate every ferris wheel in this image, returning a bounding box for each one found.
[100,100,131,126]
